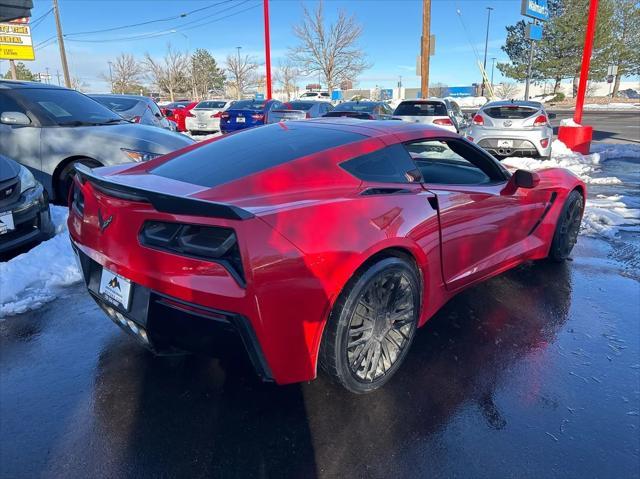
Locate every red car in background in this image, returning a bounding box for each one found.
[161,101,197,132]
[69,120,585,393]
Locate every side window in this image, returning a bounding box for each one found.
[405,139,497,185]
[149,101,162,117]
[340,144,418,183]
[0,92,26,115]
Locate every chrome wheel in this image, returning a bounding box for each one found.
[346,271,417,382]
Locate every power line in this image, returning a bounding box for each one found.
[30,7,54,30]
[64,0,237,37]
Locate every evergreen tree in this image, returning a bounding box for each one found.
[607,0,640,96]
[190,49,225,100]
[3,61,34,81]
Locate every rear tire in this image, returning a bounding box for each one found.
[56,158,100,204]
[548,190,584,262]
[319,257,420,394]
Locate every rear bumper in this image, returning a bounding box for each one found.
[220,121,257,133]
[72,241,274,381]
[185,117,220,132]
[467,126,552,158]
[0,185,54,254]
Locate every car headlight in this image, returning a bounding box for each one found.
[121,148,163,162]
[18,165,37,193]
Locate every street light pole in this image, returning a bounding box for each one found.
[490,57,496,89]
[481,6,493,97]
[236,46,242,99]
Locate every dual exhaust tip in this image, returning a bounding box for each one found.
[101,303,150,345]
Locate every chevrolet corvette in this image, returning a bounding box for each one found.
[68,119,585,393]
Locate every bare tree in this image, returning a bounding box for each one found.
[144,44,190,102]
[225,53,259,99]
[430,82,449,97]
[102,53,144,94]
[494,82,519,99]
[71,76,88,92]
[274,59,299,101]
[289,1,369,93]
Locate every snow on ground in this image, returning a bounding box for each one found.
[584,102,640,110]
[503,140,640,239]
[0,206,82,318]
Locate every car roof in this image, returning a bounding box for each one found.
[0,79,68,90]
[306,117,454,137]
[90,94,148,100]
[483,100,542,108]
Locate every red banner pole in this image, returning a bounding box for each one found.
[263,0,273,100]
[574,0,598,125]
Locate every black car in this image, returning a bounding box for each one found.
[0,155,54,253]
[323,101,395,120]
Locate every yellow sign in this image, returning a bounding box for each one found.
[0,22,34,61]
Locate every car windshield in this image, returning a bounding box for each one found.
[300,93,318,97]
[333,102,377,112]
[483,105,537,119]
[166,101,190,109]
[279,102,314,111]
[91,96,141,112]
[231,100,266,110]
[152,123,365,188]
[394,101,447,116]
[26,89,124,126]
[195,101,227,109]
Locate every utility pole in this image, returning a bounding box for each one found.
[52,0,71,88]
[481,6,494,97]
[420,0,431,98]
[107,61,113,92]
[524,37,535,100]
[263,0,272,99]
[56,70,62,86]
[9,59,17,80]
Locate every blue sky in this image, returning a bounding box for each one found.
[1,0,527,92]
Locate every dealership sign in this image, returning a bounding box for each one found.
[0,18,34,60]
[521,0,549,21]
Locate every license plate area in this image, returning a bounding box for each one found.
[497,139,514,148]
[99,267,132,311]
[0,211,15,235]
[236,117,245,123]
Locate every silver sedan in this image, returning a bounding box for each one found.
[185,99,233,134]
[465,100,555,159]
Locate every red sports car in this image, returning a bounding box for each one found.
[68,120,585,393]
[163,101,197,132]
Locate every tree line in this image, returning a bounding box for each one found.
[498,0,639,97]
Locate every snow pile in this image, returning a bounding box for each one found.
[0,206,82,318]
[502,140,621,185]
[503,141,640,239]
[581,195,640,238]
[560,118,581,127]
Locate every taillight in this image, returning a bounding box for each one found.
[139,221,245,285]
[433,118,454,126]
[131,116,141,123]
[186,111,195,117]
[251,113,265,121]
[305,112,311,119]
[220,112,230,120]
[211,111,222,118]
[466,136,474,142]
[533,114,548,126]
[540,137,550,148]
[71,181,84,216]
[472,114,484,125]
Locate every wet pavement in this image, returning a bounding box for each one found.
[2,152,640,478]
[1,234,639,478]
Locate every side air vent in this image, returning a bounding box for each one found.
[360,188,412,196]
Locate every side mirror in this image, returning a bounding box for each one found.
[165,110,173,118]
[1,111,31,126]
[502,169,540,195]
[548,112,557,119]
[514,169,540,189]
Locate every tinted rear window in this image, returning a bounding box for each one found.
[152,124,365,188]
[195,101,227,109]
[334,102,377,113]
[92,96,140,112]
[340,144,417,183]
[230,100,266,110]
[394,101,447,116]
[484,106,537,119]
[280,102,314,111]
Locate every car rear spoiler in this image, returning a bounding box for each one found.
[74,163,254,220]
